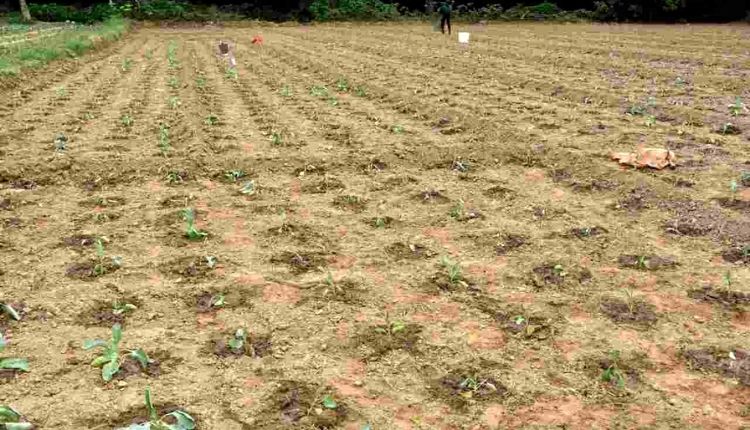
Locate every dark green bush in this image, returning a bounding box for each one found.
[28,3,118,24]
[310,0,399,21]
[530,2,561,15]
[136,0,189,20]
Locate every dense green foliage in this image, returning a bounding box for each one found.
[309,0,399,21]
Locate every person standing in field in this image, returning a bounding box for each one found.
[438,1,452,35]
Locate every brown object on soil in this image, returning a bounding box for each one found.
[600,298,658,325]
[687,287,749,307]
[611,147,677,169]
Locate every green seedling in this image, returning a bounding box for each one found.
[336,77,349,92]
[93,238,107,276]
[449,200,465,219]
[112,302,137,315]
[84,324,150,382]
[458,377,497,398]
[144,49,153,60]
[158,124,171,153]
[392,125,405,134]
[674,76,685,86]
[204,114,219,126]
[239,180,256,195]
[722,271,732,291]
[225,67,238,80]
[730,180,739,200]
[513,315,526,325]
[121,114,133,127]
[166,171,183,184]
[116,387,195,430]
[54,86,67,98]
[54,133,67,151]
[270,132,282,146]
[0,405,33,429]
[354,86,367,97]
[0,303,21,321]
[321,395,338,410]
[627,104,646,116]
[729,97,745,117]
[721,122,738,134]
[182,208,207,240]
[553,264,567,277]
[205,256,218,269]
[227,328,247,354]
[328,96,339,107]
[168,96,181,110]
[195,76,206,89]
[645,115,656,127]
[280,85,292,97]
[82,112,95,121]
[224,170,245,182]
[600,350,626,389]
[374,320,406,336]
[373,217,387,228]
[167,76,180,89]
[646,96,656,108]
[440,255,463,284]
[210,293,225,308]
[0,332,29,373]
[310,85,328,97]
[636,255,649,270]
[167,41,178,68]
[121,58,132,72]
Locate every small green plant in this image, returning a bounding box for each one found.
[82,112,95,121]
[373,217,387,228]
[168,76,180,89]
[336,77,349,92]
[280,85,293,97]
[209,293,225,308]
[392,125,405,134]
[54,86,67,98]
[674,76,686,87]
[553,264,567,277]
[116,387,195,430]
[182,208,208,240]
[600,350,626,389]
[722,271,732,292]
[440,255,463,284]
[513,315,526,325]
[0,332,29,373]
[92,238,122,276]
[0,405,33,429]
[204,114,219,126]
[224,170,245,182]
[225,67,238,80]
[168,96,181,110]
[54,133,67,151]
[627,104,646,116]
[83,324,150,382]
[167,41,178,68]
[374,320,406,336]
[121,58,132,72]
[645,115,656,127]
[144,49,153,60]
[310,85,328,97]
[321,395,338,410]
[328,96,339,107]
[112,302,137,315]
[239,180,256,195]
[728,97,745,117]
[270,132,283,146]
[354,86,367,97]
[449,200,465,219]
[158,123,171,154]
[195,75,206,89]
[721,122,739,134]
[121,114,133,127]
[166,170,184,184]
[227,328,247,354]
[636,255,649,270]
[0,303,21,321]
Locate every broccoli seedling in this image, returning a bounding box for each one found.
[0,405,33,429]
[181,209,208,240]
[83,324,150,382]
[0,332,29,373]
[116,387,195,430]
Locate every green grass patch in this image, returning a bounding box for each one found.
[0,17,128,77]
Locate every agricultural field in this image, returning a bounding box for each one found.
[0,21,749,429]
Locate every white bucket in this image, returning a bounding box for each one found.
[458,32,470,44]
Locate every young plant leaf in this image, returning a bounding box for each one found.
[130,349,150,369]
[145,387,158,422]
[0,358,29,372]
[0,405,22,422]
[102,360,120,381]
[164,410,196,430]
[83,339,107,350]
[321,395,337,409]
[4,423,33,430]
[0,304,21,321]
[112,324,123,345]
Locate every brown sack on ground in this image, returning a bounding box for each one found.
[611,147,677,169]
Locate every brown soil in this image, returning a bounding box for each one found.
[618,254,678,270]
[684,348,750,385]
[4,23,750,429]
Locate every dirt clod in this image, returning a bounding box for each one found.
[684,348,750,385]
[618,255,677,270]
[600,298,658,325]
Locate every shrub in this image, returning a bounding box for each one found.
[137,0,189,20]
[311,0,400,21]
[530,2,561,15]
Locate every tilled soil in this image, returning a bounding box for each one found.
[1,22,750,429]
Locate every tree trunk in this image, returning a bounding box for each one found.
[19,0,32,21]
